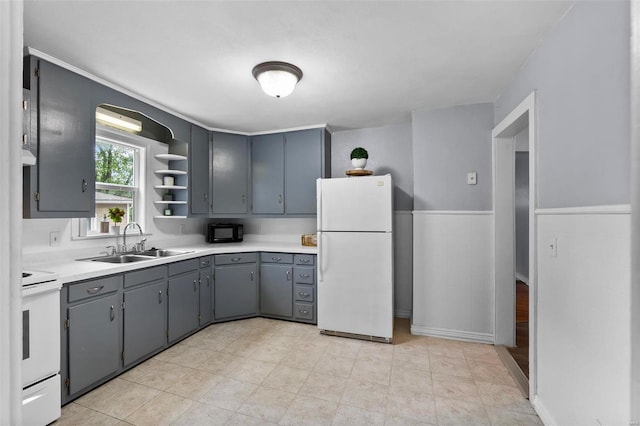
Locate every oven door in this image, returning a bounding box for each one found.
[22,280,61,387]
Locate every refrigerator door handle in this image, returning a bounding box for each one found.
[316,179,322,231]
[318,232,324,283]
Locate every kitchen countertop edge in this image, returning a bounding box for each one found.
[35,241,317,284]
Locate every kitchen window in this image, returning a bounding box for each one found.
[75,126,146,238]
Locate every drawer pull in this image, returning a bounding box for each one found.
[231,257,242,262]
[272,257,282,262]
[298,292,310,297]
[86,286,104,295]
[110,305,115,322]
[299,258,310,263]
[298,310,309,315]
[299,273,310,279]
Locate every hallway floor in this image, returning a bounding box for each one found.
[55,317,541,425]
[507,281,529,378]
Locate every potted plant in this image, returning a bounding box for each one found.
[350,147,369,170]
[108,207,125,235]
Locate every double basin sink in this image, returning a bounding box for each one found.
[80,249,192,264]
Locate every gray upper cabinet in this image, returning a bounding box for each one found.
[189,125,210,215]
[212,132,249,214]
[23,56,95,218]
[251,133,285,214]
[251,128,330,215]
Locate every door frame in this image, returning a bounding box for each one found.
[492,91,538,397]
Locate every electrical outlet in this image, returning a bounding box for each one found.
[467,172,477,185]
[548,237,557,257]
[49,231,60,246]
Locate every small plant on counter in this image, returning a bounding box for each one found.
[350,147,369,159]
[108,207,125,224]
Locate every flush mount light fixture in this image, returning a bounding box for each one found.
[252,61,303,98]
[96,107,142,133]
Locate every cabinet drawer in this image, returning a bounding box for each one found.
[215,252,257,265]
[168,259,199,276]
[294,303,314,321]
[294,254,315,266]
[124,266,166,288]
[294,267,315,284]
[199,256,212,268]
[260,252,293,264]
[68,275,121,303]
[294,285,314,303]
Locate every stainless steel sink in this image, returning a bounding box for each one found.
[88,254,155,263]
[78,249,192,263]
[138,249,192,257]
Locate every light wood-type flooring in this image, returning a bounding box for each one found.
[507,281,529,378]
[55,317,541,425]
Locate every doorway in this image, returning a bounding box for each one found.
[492,91,537,398]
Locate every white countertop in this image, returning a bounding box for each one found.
[28,239,317,284]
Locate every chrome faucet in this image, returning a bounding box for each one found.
[123,222,144,252]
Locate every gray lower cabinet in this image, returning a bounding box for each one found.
[199,256,213,325]
[122,279,167,367]
[168,261,200,343]
[64,276,122,399]
[214,253,258,320]
[293,254,317,323]
[259,253,294,319]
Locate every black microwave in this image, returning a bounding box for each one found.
[207,223,243,243]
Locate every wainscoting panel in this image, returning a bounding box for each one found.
[411,211,494,341]
[535,208,631,426]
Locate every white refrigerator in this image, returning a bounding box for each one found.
[316,174,394,342]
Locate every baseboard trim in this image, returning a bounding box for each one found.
[535,204,631,215]
[410,325,494,344]
[495,345,529,399]
[394,308,411,318]
[530,395,558,426]
[412,210,493,216]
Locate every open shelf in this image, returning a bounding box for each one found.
[154,143,188,219]
[155,153,187,161]
[153,215,187,219]
[154,169,187,175]
[154,201,187,205]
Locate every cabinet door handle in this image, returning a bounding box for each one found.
[299,273,310,279]
[272,257,282,262]
[298,292,310,297]
[242,194,246,204]
[86,286,103,295]
[286,270,291,281]
[159,290,163,304]
[231,257,241,262]
[278,194,283,204]
[193,280,197,291]
[110,305,115,322]
[250,271,254,281]
[206,275,211,287]
[204,193,208,201]
[82,179,88,193]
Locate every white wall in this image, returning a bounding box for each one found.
[534,209,630,426]
[412,211,494,342]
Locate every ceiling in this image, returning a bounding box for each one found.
[23,1,572,134]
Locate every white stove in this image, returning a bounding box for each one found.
[21,269,61,426]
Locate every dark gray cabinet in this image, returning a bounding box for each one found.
[189,125,210,215]
[65,276,121,397]
[260,253,293,318]
[168,262,200,343]
[199,256,213,325]
[212,132,249,214]
[251,128,330,215]
[23,56,95,218]
[251,133,285,214]
[214,253,258,320]
[122,267,167,367]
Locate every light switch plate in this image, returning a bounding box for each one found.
[49,231,60,247]
[467,172,477,185]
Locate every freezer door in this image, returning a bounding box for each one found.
[317,175,393,232]
[317,231,393,340]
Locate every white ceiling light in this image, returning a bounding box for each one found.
[252,61,303,98]
[96,107,142,133]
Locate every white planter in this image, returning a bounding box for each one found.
[110,225,120,235]
[351,158,367,170]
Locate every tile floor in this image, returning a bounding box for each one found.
[55,318,541,425]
